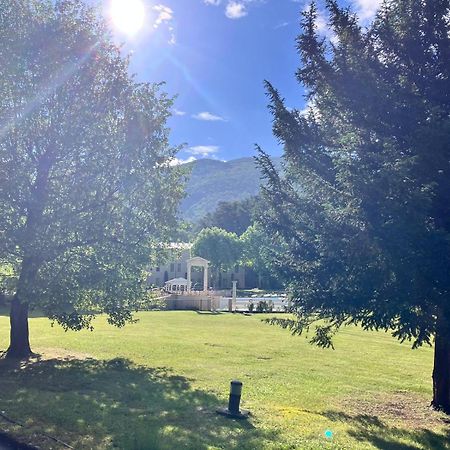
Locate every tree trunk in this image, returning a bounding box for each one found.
[431,313,450,414]
[4,152,52,359]
[432,332,450,413]
[6,295,32,359]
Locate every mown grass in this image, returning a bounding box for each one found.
[0,311,448,449]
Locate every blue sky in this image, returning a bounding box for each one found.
[98,0,381,163]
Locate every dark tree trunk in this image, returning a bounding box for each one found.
[6,295,32,359]
[431,316,450,414]
[5,256,38,359]
[5,152,52,359]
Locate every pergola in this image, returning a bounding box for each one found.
[164,277,188,294]
[186,256,209,293]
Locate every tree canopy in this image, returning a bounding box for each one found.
[257,0,450,412]
[0,0,184,357]
[192,227,242,287]
[241,224,282,289]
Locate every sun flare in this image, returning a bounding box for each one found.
[110,0,145,36]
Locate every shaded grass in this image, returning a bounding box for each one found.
[0,356,273,449]
[0,311,448,449]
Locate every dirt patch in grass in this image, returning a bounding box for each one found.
[341,390,448,429]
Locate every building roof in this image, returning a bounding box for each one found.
[188,256,210,265]
[165,277,189,285]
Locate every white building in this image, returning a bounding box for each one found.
[147,243,247,289]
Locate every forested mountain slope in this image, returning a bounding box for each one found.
[180,157,282,222]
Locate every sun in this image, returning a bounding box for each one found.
[110,0,145,36]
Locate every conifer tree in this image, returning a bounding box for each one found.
[257,0,450,412]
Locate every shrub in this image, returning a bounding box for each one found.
[255,300,274,313]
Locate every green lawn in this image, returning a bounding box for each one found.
[0,311,448,449]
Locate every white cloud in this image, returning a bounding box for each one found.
[192,111,226,121]
[152,4,176,44]
[275,21,290,29]
[173,109,186,116]
[310,8,338,44]
[299,104,310,117]
[299,98,321,119]
[188,145,220,157]
[294,0,380,23]
[168,26,176,45]
[225,1,247,19]
[205,0,262,20]
[315,10,328,34]
[354,0,382,23]
[169,156,197,166]
[306,0,381,47]
[153,4,173,28]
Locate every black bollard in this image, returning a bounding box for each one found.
[216,380,250,419]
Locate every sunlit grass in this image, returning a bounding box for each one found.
[0,311,448,449]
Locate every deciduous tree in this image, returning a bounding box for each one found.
[0,0,184,358]
[192,227,242,288]
[241,224,282,289]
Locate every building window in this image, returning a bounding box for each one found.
[170,263,174,272]
[234,265,239,273]
[155,278,160,285]
[156,266,160,272]
[177,263,182,272]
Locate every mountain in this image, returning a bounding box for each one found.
[180,156,282,222]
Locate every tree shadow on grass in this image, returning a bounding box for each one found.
[0,356,278,450]
[320,410,450,450]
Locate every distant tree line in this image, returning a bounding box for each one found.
[191,197,283,290]
[194,197,258,236]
